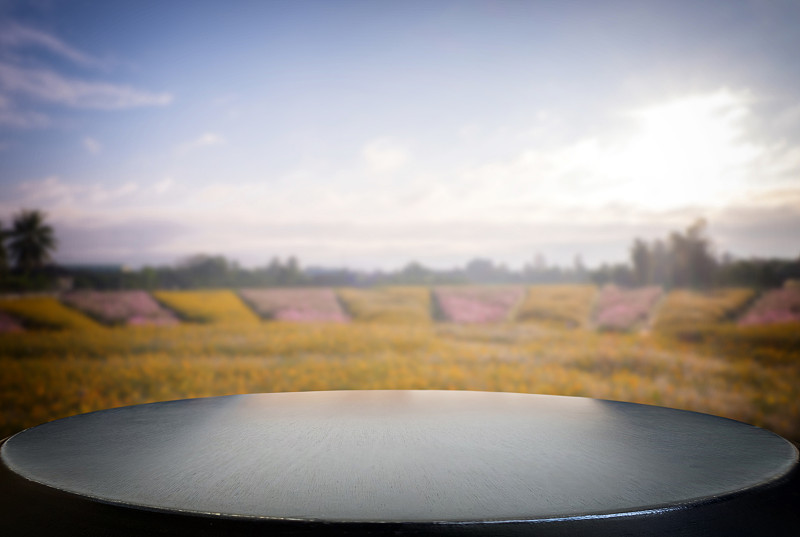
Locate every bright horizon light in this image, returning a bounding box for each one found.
[0,1,799,269]
[589,90,763,210]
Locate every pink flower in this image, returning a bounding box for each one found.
[0,311,23,333]
[739,288,800,326]
[240,288,348,322]
[61,291,178,326]
[594,285,662,331]
[435,287,524,323]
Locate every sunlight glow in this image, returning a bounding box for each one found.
[603,90,763,209]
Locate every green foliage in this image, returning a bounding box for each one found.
[8,209,57,272]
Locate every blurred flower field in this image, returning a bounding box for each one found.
[152,290,261,325]
[62,290,178,326]
[1,285,798,443]
[434,286,525,323]
[240,288,348,322]
[0,311,23,333]
[0,296,100,331]
[654,288,755,332]
[739,286,800,326]
[515,285,597,328]
[338,287,430,323]
[594,285,662,331]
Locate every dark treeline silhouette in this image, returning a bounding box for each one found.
[593,219,716,288]
[2,211,798,291]
[65,254,591,290]
[591,219,800,289]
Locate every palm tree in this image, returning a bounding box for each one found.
[9,209,57,272]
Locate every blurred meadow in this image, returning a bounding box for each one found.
[1,284,798,443]
[1,1,800,454]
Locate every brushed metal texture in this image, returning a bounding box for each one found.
[1,391,797,524]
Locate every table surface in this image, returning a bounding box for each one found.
[1,391,797,524]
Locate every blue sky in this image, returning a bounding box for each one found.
[1,0,799,269]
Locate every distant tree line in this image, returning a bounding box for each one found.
[2,211,798,291]
[66,253,592,290]
[69,255,309,291]
[590,219,800,289]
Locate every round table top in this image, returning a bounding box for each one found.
[1,391,798,531]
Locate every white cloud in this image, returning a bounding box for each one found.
[0,24,170,125]
[0,106,49,128]
[0,62,173,109]
[5,88,799,268]
[78,181,139,204]
[151,90,794,230]
[362,138,408,174]
[0,93,49,127]
[177,132,226,155]
[195,132,225,146]
[774,102,800,132]
[153,176,174,194]
[8,176,141,212]
[120,182,138,195]
[10,171,799,270]
[457,124,480,139]
[83,136,101,155]
[601,89,762,207]
[0,23,102,67]
[444,89,775,213]
[12,176,76,210]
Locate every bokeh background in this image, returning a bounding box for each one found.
[1,1,798,442]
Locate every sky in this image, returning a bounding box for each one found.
[0,0,799,270]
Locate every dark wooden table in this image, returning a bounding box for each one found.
[1,391,798,536]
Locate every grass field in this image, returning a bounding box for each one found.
[1,286,798,444]
[0,296,100,331]
[152,290,261,325]
[338,286,431,323]
[515,285,597,327]
[653,288,755,332]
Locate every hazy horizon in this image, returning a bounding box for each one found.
[1,0,799,271]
